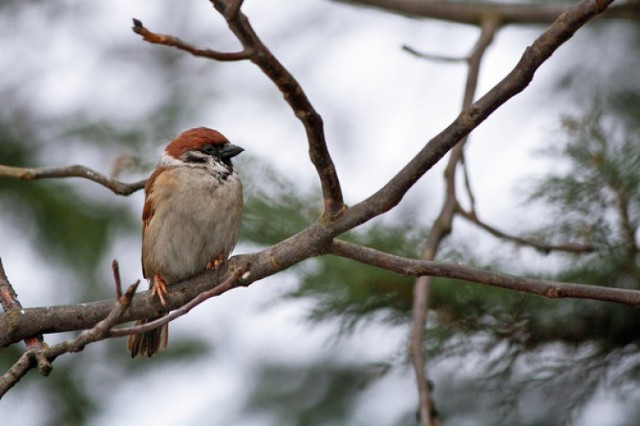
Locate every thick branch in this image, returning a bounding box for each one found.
[0,164,145,196]
[0,222,334,347]
[333,0,637,25]
[330,240,640,307]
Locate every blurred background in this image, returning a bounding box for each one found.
[1,0,639,425]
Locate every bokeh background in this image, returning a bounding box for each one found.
[1,1,639,425]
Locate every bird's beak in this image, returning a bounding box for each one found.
[221,144,244,159]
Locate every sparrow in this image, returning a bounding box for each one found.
[127,127,244,357]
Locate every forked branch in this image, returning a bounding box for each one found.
[132,2,346,219]
[0,276,140,398]
[334,0,615,233]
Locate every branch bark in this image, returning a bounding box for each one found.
[0,164,145,196]
[456,205,596,254]
[332,0,637,25]
[131,19,254,61]
[408,14,499,426]
[0,259,51,376]
[330,240,640,307]
[0,280,139,397]
[210,0,346,220]
[328,0,616,234]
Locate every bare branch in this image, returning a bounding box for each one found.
[0,281,139,397]
[402,45,467,63]
[112,260,123,300]
[459,152,477,213]
[0,164,145,196]
[209,0,346,220]
[0,223,328,347]
[456,205,596,254]
[132,4,345,219]
[333,0,637,26]
[111,266,247,338]
[330,240,640,307]
[0,259,51,376]
[131,19,253,61]
[408,15,499,425]
[332,0,614,234]
[0,0,616,352]
[0,259,21,313]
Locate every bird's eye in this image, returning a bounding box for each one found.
[202,144,216,155]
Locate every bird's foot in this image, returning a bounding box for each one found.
[151,274,169,306]
[206,256,225,271]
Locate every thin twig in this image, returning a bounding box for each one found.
[456,205,596,254]
[112,260,123,300]
[402,45,466,63]
[329,240,640,307]
[0,164,145,196]
[131,19,253,61]
[459,151,477,213]
[132,8,345,219]
[111,266,248,338]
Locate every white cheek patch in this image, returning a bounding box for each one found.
[158,152,184,168]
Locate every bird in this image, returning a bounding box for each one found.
[127,127,244,357]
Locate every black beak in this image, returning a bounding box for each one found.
[221,144,244,160]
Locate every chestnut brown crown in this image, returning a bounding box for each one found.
[164,127,244,167]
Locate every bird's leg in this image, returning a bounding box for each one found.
[151,274,168,306]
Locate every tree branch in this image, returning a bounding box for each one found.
[110,266,248,338]
[408,15,499,426]
[0,221,333,347]
[0,258,51,376]
[0,0,616,350]
[131,19,254,61]
[210,0,346,220]
[401,45,467,63]
[329,240,640,307]
[0,280,139,397]
[0,164,145,196]
[331,0,615,234]
[132,4,345,220]
[332,0,637,25]
[456,204,596,254]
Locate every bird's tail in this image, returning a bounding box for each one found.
[127,318,168,358]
